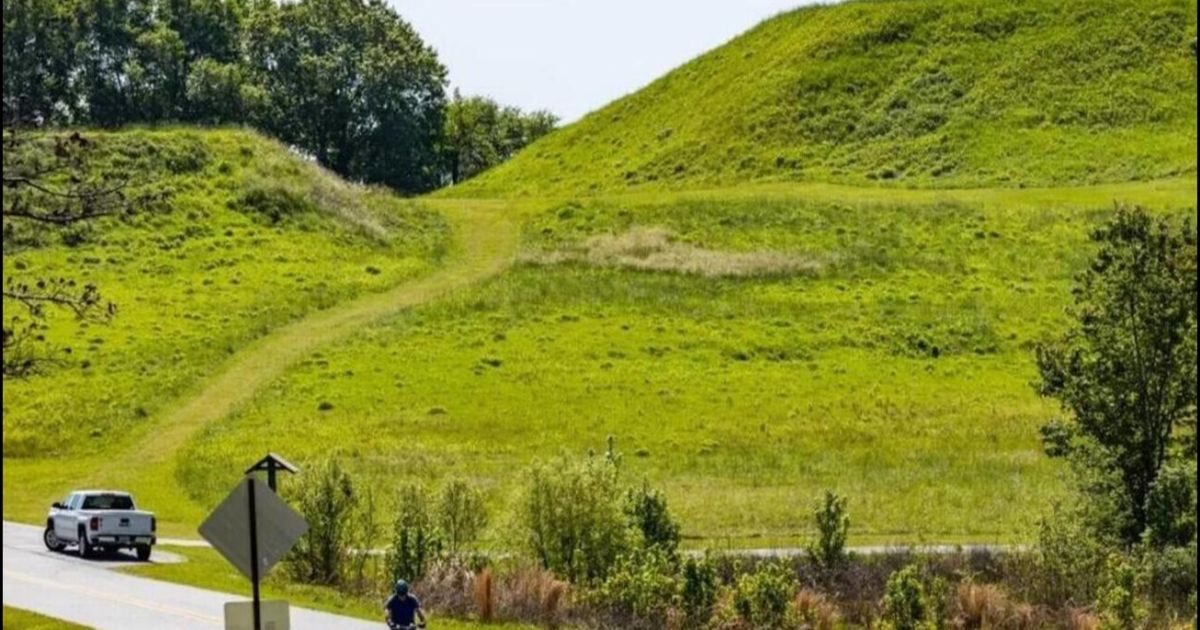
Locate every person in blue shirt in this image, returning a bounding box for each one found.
[385,580,426,628]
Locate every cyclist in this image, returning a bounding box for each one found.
[384,579,427,629]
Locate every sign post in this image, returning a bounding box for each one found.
[200,476,307,630]
[248,478,262,630]
[245,453,299,493]
[223,602,290,630]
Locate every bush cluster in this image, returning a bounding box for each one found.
[284,437,1196,628]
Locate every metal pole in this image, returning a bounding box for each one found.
[247,478,261,630]
[267,466,277,492]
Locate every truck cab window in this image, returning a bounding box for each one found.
[82,494,134,510]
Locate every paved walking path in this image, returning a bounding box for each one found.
[3,522,380,629]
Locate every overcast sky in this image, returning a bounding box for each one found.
[392,0,819,123]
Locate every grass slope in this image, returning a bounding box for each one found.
[173,179,1196,546]
[448,0,1197,197]
[2,128,450,520]
[1,608,87,630]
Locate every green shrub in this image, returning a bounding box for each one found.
[1145,460,1197,550]
[1096,554,1147,630]
[808,490,850,572]
[521,449,630,583]
[436,479,488,559]
[733,562,796,629]
[882,565,931,630]
[1140,543,1198,620]
[626,480,682,557]
[387,483,441,583]
[285,458,360,586]
[926,576,952,630]
[680,555,719,626]
[589,547,679,626]
[1029,504,1110,605]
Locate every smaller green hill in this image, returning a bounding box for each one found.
[2,128,448,458]
[449,0,1198,198]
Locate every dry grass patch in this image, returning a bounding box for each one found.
[1067,609,1100,630]
[794,589,840,630]
[524,227,828,278]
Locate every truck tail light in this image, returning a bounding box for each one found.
[89,516,101,531]
[151,516,157,532]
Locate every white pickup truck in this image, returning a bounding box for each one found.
[44,490,157,561]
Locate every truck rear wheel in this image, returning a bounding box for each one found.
[136,545,152,562]
[77,528,93,559]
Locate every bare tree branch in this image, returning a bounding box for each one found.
[2,127,142,380]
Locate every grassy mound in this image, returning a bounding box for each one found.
[173,180,1195,544]
[2,128,448,459]
[448,0,1197,197]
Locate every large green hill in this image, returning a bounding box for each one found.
[449,0,1197,197]
[2,129,448,459]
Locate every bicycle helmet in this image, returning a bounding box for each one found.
[394,579,410,596]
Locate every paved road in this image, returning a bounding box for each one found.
[2,522,379,629]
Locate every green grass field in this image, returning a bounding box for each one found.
[448,0,1197,198]
[1,607,86,630]
[166,179,1195,546]
[3,130,1194,547]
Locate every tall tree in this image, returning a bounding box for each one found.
[443,93,501,184]
[1036,206,1198,544]
[444,91,557,184]
[162,0,246,63]
[3,0,80,124]
[73,0,159,125]
[184,57,262,123]
[126,20,188,120]
[248,0,447,192]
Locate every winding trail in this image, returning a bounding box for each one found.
[98,201,521,534]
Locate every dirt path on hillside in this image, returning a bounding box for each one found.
[101,202,520,532]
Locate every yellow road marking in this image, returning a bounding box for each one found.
[3,569,223,625]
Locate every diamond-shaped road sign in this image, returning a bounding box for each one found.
[199,477,308,581]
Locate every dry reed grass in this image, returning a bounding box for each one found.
[1067,609,1100,630]
[413,562,570,625]
[956,582,1011,628]
[494,563,571,626]
[951,582,1051,630]
[794,589,841,630]
[412,563,473,614]
[473,568,495,622]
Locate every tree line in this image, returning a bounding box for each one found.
[2,0,557,193]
